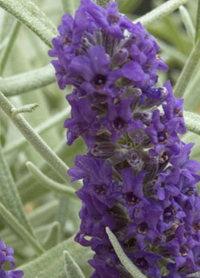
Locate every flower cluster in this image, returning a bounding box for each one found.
[50,0,200,277]
[0,237,24,278]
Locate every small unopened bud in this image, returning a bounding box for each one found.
[112,48,129,67]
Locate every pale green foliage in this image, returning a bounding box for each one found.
[0,64,56,96]
[64,251,85,278]
[26,161,78,197]
[20,237,93,278]
[0,0,58,47]
[134,0,191,27]
[0,143,34,235]
[106,227,146,278]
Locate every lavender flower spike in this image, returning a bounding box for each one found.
[0,237,24,278]
[50,0,200,277]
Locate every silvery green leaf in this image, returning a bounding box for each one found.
[20,236,93,278]
[135,0,191,27]
[1,20,21,74]
[64,251,85,278]
[0,143,34,236]
[184,111,200,136]
[43,222,60,250]
[196,0,200,42]
[106,227,146,278]
[0,202,44,255]
[174,39,200,98]
[0,10,15,42]
[0,92,69,182]
[0,0,58,47]
[0,64,55,96]
[26,162,77,197]
[179,6,195,42]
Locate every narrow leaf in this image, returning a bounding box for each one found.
[26,161,77,198]
[184,111,200,136]
[58,195,71,240]
[0,64,56,97]
[196,0,200,42]
[4,108,70,155]
[0,143,34,236]
[174,40,200,98]
[43,222,60,250]
[179,6,195,42]
[64,251,85,278]
[0,11,15,42]
[182,67,200,111]
[135,0,191,27]
[1,222,59,251]
[0,20,21,74]
[106,227,146,278]
[20,236,93,278]
[0,0,58,47]
[0,202,45,255]
[0,92,69,182]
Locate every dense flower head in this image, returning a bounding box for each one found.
[49,0,168,148]
[50,0,200,277]
[0,237,24,278]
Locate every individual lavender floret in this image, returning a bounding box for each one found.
[0,237,24,278]
[50,0,200,277]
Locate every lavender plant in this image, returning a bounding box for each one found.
[0,0,200,278]
[49,0,200,277]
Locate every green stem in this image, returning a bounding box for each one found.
[0,92,69,182]
[174,40,200,98]
[26,162,77,198]
[0,64,56,97]
[182,65,200,110]
[0,38,8,53]
[4,107,70,155]
[1,20,21,74]
[106,227,146,278]
[135,0,191,27]
[184,111,200,136]
[196,0,200,42]
[0,144,35,236]
[179,6,195,42]
[0,202,45,255]
[58,195,69,240]
[0,0,57,48]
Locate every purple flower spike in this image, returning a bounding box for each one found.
[50,0,200,277]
